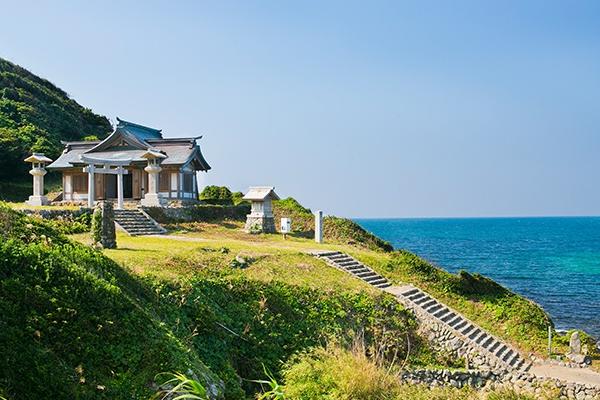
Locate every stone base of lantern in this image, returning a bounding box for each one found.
[245,215,276,234]
[140,193,167,207]
[26,195,50,206]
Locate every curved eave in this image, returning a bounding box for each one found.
[180,145,211,171]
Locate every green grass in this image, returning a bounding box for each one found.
[81,219,560,357]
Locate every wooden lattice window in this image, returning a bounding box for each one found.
[72,174,88,192]
[159,171,170,192]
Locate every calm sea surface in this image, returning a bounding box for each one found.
[355,217,600,337]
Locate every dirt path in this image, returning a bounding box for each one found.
[530,364,600,386]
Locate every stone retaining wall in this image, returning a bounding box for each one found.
[407,302,515,371]
[401,369,600,399]
[20,207,91,220]
[143,204,250,224]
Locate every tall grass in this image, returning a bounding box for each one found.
[281,341,559,400]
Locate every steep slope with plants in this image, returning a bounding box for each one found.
[0,205,221,399]
[0,57,112,200]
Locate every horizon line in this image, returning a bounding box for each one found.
[350,214,600,220]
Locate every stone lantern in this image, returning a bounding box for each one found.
[243,186,280,233]
[140,148,167,207]
[24,153,53,206]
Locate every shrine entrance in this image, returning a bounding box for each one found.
[105,173,133,199]
[80,155,131,209]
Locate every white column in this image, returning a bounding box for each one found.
[64,174,73,201]
[87,164,95,208]
[315,210,323,243]
[116,167,124,210]
[178,172,184,199]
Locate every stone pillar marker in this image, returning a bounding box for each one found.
[569,331,581,355]
[140,149,167,207]
[92,201,117,249]
[315,210,323,243]
[566,330,592,365]
[86,164,95,208]
[24,153,53,206]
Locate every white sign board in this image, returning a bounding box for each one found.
[281,218,291,234]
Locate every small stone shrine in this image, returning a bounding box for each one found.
[243,186,280,233]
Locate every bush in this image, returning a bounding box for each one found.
[200,186,233,205]
[91,206,102,244]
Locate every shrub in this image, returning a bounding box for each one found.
[200,186,233,205]
[91,205,102,244]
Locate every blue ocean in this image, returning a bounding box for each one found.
[355,217,600,337]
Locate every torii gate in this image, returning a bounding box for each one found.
[80,155,131,210]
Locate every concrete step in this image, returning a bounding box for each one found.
[114,209,166,236]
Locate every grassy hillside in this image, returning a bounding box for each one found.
[1,205,442,399]
[0,205,221,399]
[0,57,112,200]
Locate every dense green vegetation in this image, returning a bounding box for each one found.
[0,57,111,200]
[200,185,245,205]
[0,205,220,399]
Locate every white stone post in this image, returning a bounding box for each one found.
[87,164,95,208]
[26,163,49,206]
[315,210,323,243]
[116,167,124,210]
[140,162,165,207]
[64,174,73,201]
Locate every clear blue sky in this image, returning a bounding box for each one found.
[2,0,599,217]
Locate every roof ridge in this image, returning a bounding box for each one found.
[116,117,162,133]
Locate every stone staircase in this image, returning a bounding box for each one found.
[311,250,531,373]
[114,209,166,236]
[394,285,531,372]
[312,251,392,289]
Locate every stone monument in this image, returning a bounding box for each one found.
[315,210,323,243]
[92,201,117,249]
[567,331,591,365]
[24,153,53,206]
[243,186,280,233]
[570,331,582,355]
